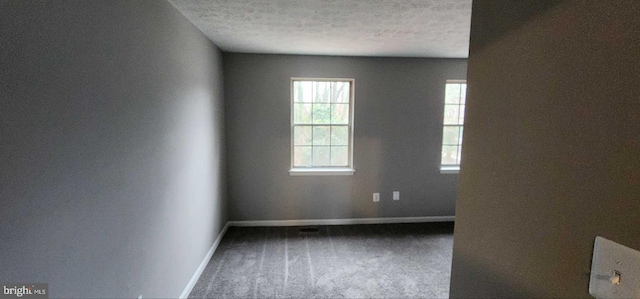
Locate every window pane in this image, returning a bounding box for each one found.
[331,82,349,103]
[331,104,349,124]
[312,126,330,145]
[458,127,464,144]
[313,146,330,166]
[294,146,312,167]
[331,146,348,166]
[331,126,349,145]
[441,145,458,165]
[443,126,461,145]
[456,146,463,164]
[294,103,312,124]
[294,81,313,103]
[294,126,312,145]
[313,82,330,103]
[458,104,465,124]
[445,83,462,104]
[460,84,467,104]
[312,103,331,124]
[443,105,460,125]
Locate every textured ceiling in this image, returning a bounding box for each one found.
[168,0,472,58]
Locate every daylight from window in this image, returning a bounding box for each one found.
[291,79,353,169]
[441,81,466,168]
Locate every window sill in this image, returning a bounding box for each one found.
[440,166,460,174]
[289,168,355,176]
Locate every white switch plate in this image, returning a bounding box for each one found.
[393,191,400,201]
[589,236,640,299]
[373,193,380,202]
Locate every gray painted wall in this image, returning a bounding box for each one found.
[0,1,226,298]
[224,54,466,221]
[450,0,640,297]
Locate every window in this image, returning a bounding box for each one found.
[440,80,467,174]
[290,78,355,175]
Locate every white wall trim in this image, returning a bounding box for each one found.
[440,165,460,174]
[289,168,355,176]
[228,216,454,227]
[179,222,230,299]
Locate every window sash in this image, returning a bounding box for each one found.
[441,81,466,167]
[441,125,463,166]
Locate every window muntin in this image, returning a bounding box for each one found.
[441,80,467,169]
[291,79,354,173]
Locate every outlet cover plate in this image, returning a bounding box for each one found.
[589,236,640,299]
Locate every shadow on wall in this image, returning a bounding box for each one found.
[353,137,384,217]
[273,137,384,220]
[469,0,561,53]
[449,251,538,298]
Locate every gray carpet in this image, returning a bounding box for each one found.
[189,222,454,298]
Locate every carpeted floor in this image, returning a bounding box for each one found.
[189,222,454,298]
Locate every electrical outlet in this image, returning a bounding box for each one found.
[373,193,380,202]
[138,295,142,299]
[393,191,400,201]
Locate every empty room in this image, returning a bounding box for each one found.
[1,0,639,298]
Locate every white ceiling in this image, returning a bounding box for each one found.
[168,0,472,58]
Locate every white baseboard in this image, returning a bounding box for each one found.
[179,222,230,299]
[228,216,454,227]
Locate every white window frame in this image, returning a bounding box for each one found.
[289,78,355,176]
[440,79,467,174]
